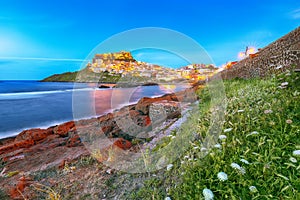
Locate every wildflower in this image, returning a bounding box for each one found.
[166,164,173,171]
[231,163,246,174]
[237,110,244,113]
[240,159,250,165]
[224,128,233,133]
[293,150,300,157]
[218,135,227,140]
[264,109,273,114]
[193,146,199,150]
[246,131,259,137]
[171,136,176,139]
[165,197,171,200]
[201,147,208,152]
[184,155,189,159]
[281,82,288,87]
[239,167,246,175]
[217,172,228,181]
[278,86,286,89]
[214,143,222,149]
[230,162,241,169]
[276,65,282,69]
[203,188,214,200]
[286,119,293,124]
[249,186,258,193]
[289,157,297,163]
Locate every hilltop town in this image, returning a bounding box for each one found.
[42,51,218,83]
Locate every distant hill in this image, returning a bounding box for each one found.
[41,68,122,83]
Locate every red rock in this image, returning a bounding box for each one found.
[53,121,75,137]
[66,134,82,147]
[0,140,35,155]
[15,128,52,142]
[113,138,132,150]
[144,116,152,126]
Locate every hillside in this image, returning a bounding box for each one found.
[221,26,300,79]
[41,68,122,83]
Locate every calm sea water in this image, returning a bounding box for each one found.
[0,81,188,138]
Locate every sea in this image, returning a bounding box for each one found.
[0,81,188,139]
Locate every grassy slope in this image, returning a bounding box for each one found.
[6,70,299,199]
[41,69,122,83]
[130,70,300,199]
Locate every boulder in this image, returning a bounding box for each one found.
[15,128,52,142]
[113,138,132,150]
[53,121,75,137]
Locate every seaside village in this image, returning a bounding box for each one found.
[87,51,218,82]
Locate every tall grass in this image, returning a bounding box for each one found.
[131,69,300,199]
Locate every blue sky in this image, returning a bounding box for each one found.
[0,0,299,80]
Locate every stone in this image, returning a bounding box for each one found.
[53,121,75,137]
[15,128,52,142]
[113,138,132,150]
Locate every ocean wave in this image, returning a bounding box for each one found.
[0,88,95,99]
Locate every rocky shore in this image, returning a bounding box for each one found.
[0,83,202,199]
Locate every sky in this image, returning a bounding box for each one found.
[0,0,299,80]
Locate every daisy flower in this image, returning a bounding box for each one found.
[203,188,214,200]
[217,172,228,181]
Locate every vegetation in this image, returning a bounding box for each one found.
[130,69,300,199]
[9,68,298,199]
[41,68,122,83]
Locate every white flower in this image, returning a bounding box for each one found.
[184,155,189,159]
[264,109,273,114]
[239,167,246,175]
[165,197,171,200]
[230,162,241,169]
[237,110,244,113]
[249,186,258,193]
[217,172,228,181]
[246,131,259,137]
[276,65,282,69]
[281,82,288,87]
[224,128,233,133]
[293,150,300,157]
[214,143,222,149]
[289,157,297,163]
[171,136,176,139]
[286,119,293,124]
[240,159,250,165]
[218,135,227,140]
[201,147,208,152]
[166,164,173,171]
[203,188,214,200]
[231,163,245,174]
[193,146,199,150]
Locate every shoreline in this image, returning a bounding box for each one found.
[0,82,203,144]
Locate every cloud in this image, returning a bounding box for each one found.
[0,56,86,62]
[290,8,300,19]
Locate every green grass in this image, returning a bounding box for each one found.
[41,69,122,83]
[130,69,300,199]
